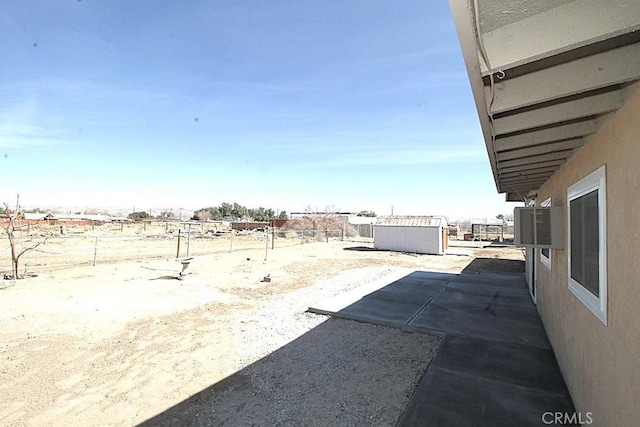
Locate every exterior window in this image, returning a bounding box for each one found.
[540,198,552,269]
[567,166,607,324]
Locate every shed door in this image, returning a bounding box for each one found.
[442,227,448,251]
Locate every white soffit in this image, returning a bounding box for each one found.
[448,0,640,201]
[479,0,640,73]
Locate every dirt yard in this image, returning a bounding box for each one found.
[0,236,524,426]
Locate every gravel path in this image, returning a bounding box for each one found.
[142,267,443,426]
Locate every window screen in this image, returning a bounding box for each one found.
[570,189,599,296]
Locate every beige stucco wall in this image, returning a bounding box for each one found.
[535,86,640,426]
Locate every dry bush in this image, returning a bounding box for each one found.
[282,214,343,232]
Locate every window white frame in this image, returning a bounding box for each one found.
[539,198,552,270]
[567,165,607,325]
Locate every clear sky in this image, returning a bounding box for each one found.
[1,0,519,219]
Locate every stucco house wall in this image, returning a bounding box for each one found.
[534,87,640,426]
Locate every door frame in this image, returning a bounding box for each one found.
[525,198,537,304]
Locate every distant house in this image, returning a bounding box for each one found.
[374,215,448,255]
[449,1,640,425]
[231,221,268,231]
[269,218,288,229]
[24,213,48,221]
[110,216,131,222]
[53,214,112,222]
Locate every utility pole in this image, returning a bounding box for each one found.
[391,205,394,216]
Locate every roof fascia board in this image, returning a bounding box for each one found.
[448,0,500,192]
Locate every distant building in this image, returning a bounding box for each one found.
[231,221,268,231]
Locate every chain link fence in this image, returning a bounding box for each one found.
[0,222,348,276]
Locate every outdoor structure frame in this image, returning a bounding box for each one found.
[470,222,504,241]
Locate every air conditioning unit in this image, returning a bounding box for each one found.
[514,207,563,249]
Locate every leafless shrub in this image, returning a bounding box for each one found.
[3,203,47,279]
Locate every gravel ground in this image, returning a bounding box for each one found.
[141,267,443,426]
[2,241,523,426]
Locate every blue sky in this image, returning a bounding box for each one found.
[1,0,518,219]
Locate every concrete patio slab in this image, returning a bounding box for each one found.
[437,281,533,307]
[397,365,576,427]
[365,288,437,305]
[403,271,456,281]
[450,272,526,288]
[307,268,416,315]
[307,268,575,426]
[337,297,427,327]
[432,335,570,393]
[407,298,550,349]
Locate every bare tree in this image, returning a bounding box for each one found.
[283,206,346,241]
[3,203,46,279]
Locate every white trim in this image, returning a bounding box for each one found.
[567,165,607,325]
[539,198,552,270]
[526,198,537,303]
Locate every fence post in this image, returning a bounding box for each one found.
[176,229,181,258]
[272,226,275,250]
[264,226,269,261]
[93,237,98,266]
[186,223,192,257]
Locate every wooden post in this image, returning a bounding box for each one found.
[176,229,181,258]
[186,223,191,257]
[93,237,98,266]
[271,226,275,250]
[264,226,269,261]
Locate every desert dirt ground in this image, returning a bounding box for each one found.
[0,232,524,426]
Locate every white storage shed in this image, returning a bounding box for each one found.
[374,215,448,255]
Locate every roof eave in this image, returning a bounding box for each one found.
[448,0,500,194]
